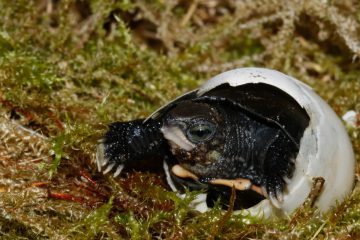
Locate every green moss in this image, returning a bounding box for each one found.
[49,133,65,178]
[220,33,265,62]
[0,0,359,239]
[70,197,115,239]
[116,211,174,239]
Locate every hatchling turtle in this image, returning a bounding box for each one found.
[96,68,355,217]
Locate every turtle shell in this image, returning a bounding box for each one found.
[148,81,310,150]
[148,68,355,217]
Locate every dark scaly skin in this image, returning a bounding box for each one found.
[100,83,309,208]
[102,119,171,170]
[164,101,297,201]
[101,101,299,203]
[213,101,297,198]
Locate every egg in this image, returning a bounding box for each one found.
[97,67,355,218]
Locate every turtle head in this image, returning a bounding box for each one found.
[161,101,225,177]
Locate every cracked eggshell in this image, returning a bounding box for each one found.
[200,68,355,217]
[164,68,355,218]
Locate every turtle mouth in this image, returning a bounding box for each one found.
[171,164,266,210]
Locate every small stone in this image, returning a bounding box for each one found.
[342,110,357,127]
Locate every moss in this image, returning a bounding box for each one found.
[69,197,115,239]
[0,0,359,239]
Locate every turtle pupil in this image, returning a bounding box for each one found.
[187,123,215,143]
[192,126,209,137]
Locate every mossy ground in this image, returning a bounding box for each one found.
[0,0,359,239]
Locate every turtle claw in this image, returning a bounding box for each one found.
[96,138,123,176]
[276,188,284,202]
[96,142,108,172]
[269,192,281,209]
[96,119,167,177]
[113,164,124,177]
[96,141,124,177]
[96,121,144,176]
[103,163,115,174]
[264,176,285,208]
[268,188,284,208]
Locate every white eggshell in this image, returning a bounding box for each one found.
[196,67,355,217]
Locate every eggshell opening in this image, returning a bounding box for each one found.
[161,68,355,218]
[199,68,355,217]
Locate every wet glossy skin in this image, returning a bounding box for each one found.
[98,83,310,209]
[161,99,298,201]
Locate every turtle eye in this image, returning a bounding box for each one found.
[187,121,216,143]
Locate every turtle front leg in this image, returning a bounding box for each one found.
[97,119,169,177]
